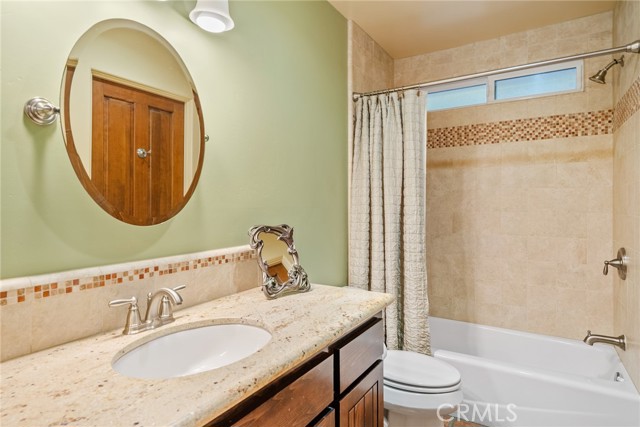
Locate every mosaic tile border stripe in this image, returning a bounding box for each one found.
[613,75,640,132]
[427,110,613,149]
[0,248,256,307]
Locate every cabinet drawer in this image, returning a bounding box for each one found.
[333,316,384,395]
[210,352,334,427]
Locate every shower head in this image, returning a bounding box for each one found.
[589,56,625,84]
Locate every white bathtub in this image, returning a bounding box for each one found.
[429,317,640,427]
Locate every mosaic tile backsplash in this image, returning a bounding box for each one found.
[0,248,255,307]
[0,246,262,361]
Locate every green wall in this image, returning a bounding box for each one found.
[0,1,348,283]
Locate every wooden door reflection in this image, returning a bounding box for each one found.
[92,77,184,224]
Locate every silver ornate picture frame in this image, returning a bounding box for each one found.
[248,224,310,299]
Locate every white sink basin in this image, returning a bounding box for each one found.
[112,323,271,379]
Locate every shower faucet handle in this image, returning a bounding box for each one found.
[603,248,628,280]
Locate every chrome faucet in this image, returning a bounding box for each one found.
[109,285,185,335]
[583,330,626,351]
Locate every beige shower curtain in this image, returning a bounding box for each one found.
[349,90,430,354]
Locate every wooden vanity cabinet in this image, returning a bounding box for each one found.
[207,314,384,427]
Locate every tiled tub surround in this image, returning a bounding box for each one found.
[424,116,615,339]
[613,0,640,393]
[0,285,393,426]
[348,12,618,340]
[426,133,613,339]
[425,75,639,340]
[0,246,262,361]
[387,11,617,341]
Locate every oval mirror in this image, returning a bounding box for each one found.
[60,19,205,226]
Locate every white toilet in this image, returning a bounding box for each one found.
[383,347,463,427]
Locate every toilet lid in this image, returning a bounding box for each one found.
[384,350,461,391]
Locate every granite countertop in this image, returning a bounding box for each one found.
[0,284,393,427]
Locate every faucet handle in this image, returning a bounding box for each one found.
[603,248,628,280]
[109,296,144,335]
[159,285,186,324]
[108,296,137,307]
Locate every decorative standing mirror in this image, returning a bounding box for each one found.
[60,19,205,226]
[248,225,310,299]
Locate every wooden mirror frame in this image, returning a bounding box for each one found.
[60,20,205,226]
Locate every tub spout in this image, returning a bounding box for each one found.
[583,330,626,351]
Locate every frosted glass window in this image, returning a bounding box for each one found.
[423,61,582,111]
[427,84,486,111]
[494,68,578,100]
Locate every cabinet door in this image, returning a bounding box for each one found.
[338,361,383,427]
[311,407,336,427]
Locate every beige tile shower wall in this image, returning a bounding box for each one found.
[397,11,616,138]
[396,11,613,123]
[0,246,262,361]
[347,21,395,251]
[407,12,616,339]
[349,21,394,93]
[427,137,613,339]
[612,0,640,390]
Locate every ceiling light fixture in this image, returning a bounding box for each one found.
[189,0,235,33]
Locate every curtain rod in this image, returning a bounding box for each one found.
[352,40,640,100]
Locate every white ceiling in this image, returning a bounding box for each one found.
[328,0,617,59]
